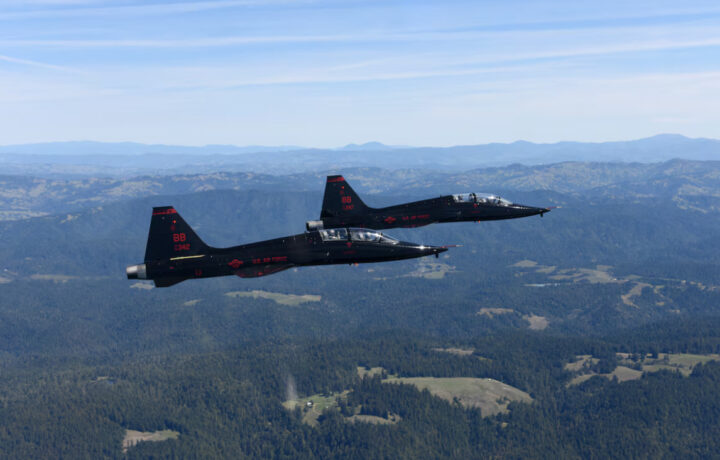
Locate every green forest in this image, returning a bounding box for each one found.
[1,162,720,458]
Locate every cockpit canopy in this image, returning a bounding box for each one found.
[452,193,512,206]
[319,228,398,244]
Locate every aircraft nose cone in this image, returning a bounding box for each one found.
[420,245,448,258]
[514,204,552,217]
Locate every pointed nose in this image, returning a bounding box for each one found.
[514,204,552,217]
[419,245,448,258]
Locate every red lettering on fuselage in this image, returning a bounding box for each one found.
[252,256,288,264]
[174,244,190,251]
[401,214,429,221]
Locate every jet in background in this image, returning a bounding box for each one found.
[127,206,448,287]
[307,175,552,231]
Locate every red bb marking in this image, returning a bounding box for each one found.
[172,233,186,242]
[341,196,352,204]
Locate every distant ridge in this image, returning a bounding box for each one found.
[1,135,718,177]
[0,141,304,156]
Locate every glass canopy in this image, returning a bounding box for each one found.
[452,193,512,206]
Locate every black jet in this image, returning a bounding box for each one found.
[306,175,552,231]
[126,206,448,287]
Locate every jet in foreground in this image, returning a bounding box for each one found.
[307,175,552,231]
[127,206,447,287]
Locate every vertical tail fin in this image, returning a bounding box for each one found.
[144,206,211,262]
[321,175,371,218]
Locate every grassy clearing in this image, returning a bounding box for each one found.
[621,282,652,307]
[283,391,350,426]
[122,429,179,453]
[407,261,455,279]
[226,290,321,306]
[130,282,153,290]
[384,377,532,417]
[432,347,475,356]
[357,366,386,378]
[29,274,78,282]
[548,267,619,284]
[476,307,514,318]
[523,314,549,330]
[511,260,538,268]
[610,366,643,382]
[564,355,599,372]
[567,353,720,386]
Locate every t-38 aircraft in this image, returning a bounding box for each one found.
[306,175,552,231]
[127,206,448,287]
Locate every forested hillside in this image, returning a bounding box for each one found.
[1,161,719,457]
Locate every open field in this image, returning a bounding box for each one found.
[283,391,350,426]
[384,377,532,416]
[406,261,455,279]
[567,353,720,385]
[357,366,386,378]
[226,290,321,306]
[432,347,475,356]
[621,282,652,307]
[564,355,599,372]
[476,307,514,317]
[130,282,154,290]
[122,429,179,453]
[523,314,549,330]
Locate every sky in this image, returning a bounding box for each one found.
[2,0,720,147]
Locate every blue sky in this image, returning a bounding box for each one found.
[2,0,720,147]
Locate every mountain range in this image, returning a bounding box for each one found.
[1,134,719,177]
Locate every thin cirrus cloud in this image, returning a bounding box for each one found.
[2,0,720,145]
[0,54,77,72]
[0,0,323,20]
[2,27,719,51]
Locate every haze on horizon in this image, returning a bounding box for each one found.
[2,0,720,148]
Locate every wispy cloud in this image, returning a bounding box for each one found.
[0,0,322,20]
[5,30,720,54]
[0,54,76,72]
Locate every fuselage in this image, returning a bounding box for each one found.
[319,194,550,230]
[127,227,446,287]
